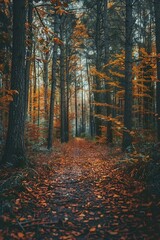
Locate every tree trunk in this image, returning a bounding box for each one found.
[33,46,37,124]
[48,14,59,149]
[154,0,160,141]
[43,52,49,119]
[2,0,26,166]
[37,62,40,126]
[65,40,69,142]
[25,0,33,119]
[60,17,67,143]
[103,0,113,143]
[29,64,33,121]
[80,61,85,134]
[94,0,102,137]
[81,80,85,134]
[122,0,133,151]
[75,77,78,137]
[142,5,153,129]
[86,60,94,137]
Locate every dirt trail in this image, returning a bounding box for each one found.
[0,138,160,239]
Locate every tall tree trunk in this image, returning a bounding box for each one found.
[29,64,33,121]
[86,59,94,137]
[60,17,67,143]
[65,37,69,142]
[103,0,113,143]
[2,0,26,166]
[33,47,37,124]
[0,1,11,145]
[37,62,40,126]
[48,14,59,149]
[75,77,78,137]
[94,0,102,137]
[43,52,49,119]
[81,80,84,134]
[122,0,133,151]
[80,60,85,134]
[154,0,160,141]
[25,0,33,119]
[143,5,153,129]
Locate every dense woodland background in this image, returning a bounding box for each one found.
[0,0,160,166]
[1,1,160,239]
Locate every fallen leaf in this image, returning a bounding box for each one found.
[90,227,96,232]
[108,230,119,235]
[19,217,26,221]
[18,232,24,238]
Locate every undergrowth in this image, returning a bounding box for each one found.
[117,141,160,194]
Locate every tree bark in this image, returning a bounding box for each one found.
[122,0,133,151]
[25,0,33,119]
[2,0,26,166]
[103,0,113,143]
[48,14,59,149]
[75,77,78,137]
[94,0,102,137]
[65,33,70,142]
[60,16,67,143]
[43,52,49,119]
[33,44,37,124]
[154,0,160,141]
[81,78,85,134]
[86,59,94,137]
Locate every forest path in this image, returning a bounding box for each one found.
[0,138,160,239]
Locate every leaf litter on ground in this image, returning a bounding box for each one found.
[0,138,160,239]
